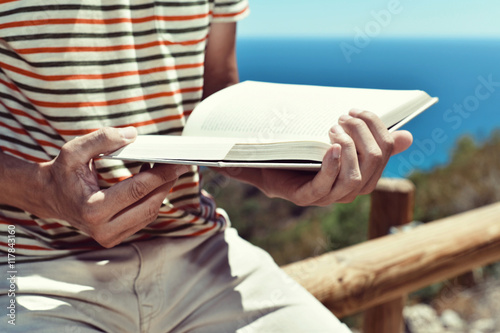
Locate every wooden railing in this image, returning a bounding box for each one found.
[282,178,500,333]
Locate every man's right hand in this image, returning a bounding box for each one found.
[28,127,189,248]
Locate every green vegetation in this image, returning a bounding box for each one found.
[410,130,500,223]
[407,130,500,306]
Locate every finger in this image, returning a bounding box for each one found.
[297,144,341,206]
[349,109,412,156]
[337,113,383,195]
[93,164,189,221]
[347,110,394,194]
[94,181,176,248]
[348,109,394,160]
[314,124,362,204]
[61,127,137,166]
[390,130,413,155]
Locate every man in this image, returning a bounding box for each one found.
[0,1,412,332]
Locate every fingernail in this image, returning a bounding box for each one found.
[349,108,363,116]
[339,114,352,122]
[330,124,345,135]
[118,127,137,140]
[331,144,341,159]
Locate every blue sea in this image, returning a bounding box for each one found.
[236,37,500,177]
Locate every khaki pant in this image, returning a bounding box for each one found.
[1,228,350,333]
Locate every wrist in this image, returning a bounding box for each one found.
[0,152,49,214]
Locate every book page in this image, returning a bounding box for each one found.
[105,136,236,161]
[183,81,433,143]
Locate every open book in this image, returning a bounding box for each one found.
[104,81,438,169]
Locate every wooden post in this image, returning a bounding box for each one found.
[363,178,415,333]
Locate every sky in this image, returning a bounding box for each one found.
[237,0,500,39]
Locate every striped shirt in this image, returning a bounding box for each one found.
[0,0,249,257]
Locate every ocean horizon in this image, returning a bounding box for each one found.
[236,37,500,177]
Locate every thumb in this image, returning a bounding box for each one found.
[391,130,413,156]
[63,127,137,165]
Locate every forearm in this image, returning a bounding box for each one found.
[0,152,44,213]
[202,22,240,100]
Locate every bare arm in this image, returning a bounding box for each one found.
[202,22,240,99]
[0,151,42,213]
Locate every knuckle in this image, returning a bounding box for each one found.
[348,171,363,188]
[92,232,105,245]
[345,117,366,131]
[287,191,312,207]
[80,207,103,226]
[87,127,116,149]
[96,127,115,141]
[129,180,150,201]
[381,134,395,153]
[94,234,117,248]
[57,144,74,164]
[89,225,120,249]
[159,172,178,185]
[358,110,377,121]
[58,144,71,157]
[148,165,180,185]
[334,133,354,147]
[288,186,322,207]
[87,226,104,244]
[310,186,329,201]
[366,147,383,162]
[384,135,394,155]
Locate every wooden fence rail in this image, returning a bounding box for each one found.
[282,178,500,332]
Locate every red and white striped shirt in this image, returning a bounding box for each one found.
[0,0,249,257]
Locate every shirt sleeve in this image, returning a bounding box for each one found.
[211,0,250,23]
